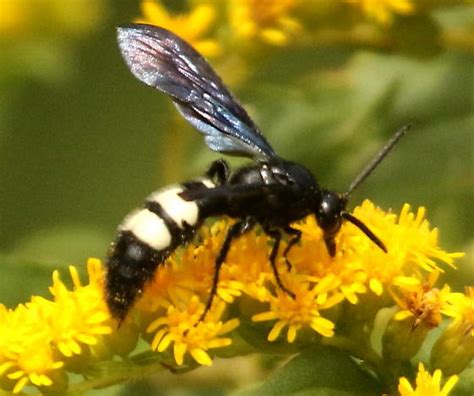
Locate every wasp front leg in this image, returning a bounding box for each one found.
[282,226,302,271]
[263,227,296,299]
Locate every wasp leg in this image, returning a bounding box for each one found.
[199,217,255,322]
[282,226,301,271]
[206,159,230,185]
[264,227,296,299]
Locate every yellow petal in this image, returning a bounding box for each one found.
[287,324,297,343]
[442,375,459,394]
[260,28,288,46]
[393,276,421,287]
[147,317,168,333]
[29,372,42,386]
[77,333,98,345]
[394,310,413,321]
[398,377,414,393]
[370,278,383,296]
[0,361,15,375]
[174,342,187,366]
[39,374,53,386]
[140,0,169,24]
[8,370,25,380]
[207,338,232,349]
[219,318,240,334]
[252,311,278,322]
[268,320,286,342]
[151,329,167,351]
[157,333,172,352]
[13,376,29,394]
[310,317,335,337]
[190,348,213,366]
[187,5,215,36]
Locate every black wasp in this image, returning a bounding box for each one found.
[106,23,410,323]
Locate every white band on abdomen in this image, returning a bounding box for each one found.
[120,208,172,251]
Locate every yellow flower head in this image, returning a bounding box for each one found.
[430,287,474,375]
[46,260,113,357]
[229,0,301,46]
[0,303,64,394]
[398,363,458,396]
[391,271,456,328]
[252,273,343,341]
[0,259,112,394]
[347,0,414,25]
[442,286,474,337]
[146,297,239,366]
[136,0,220,57]
[290,201,461,307]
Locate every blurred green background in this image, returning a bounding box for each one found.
[0,0,472,342]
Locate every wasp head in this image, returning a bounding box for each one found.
[315,190,387,257]
[315,191,348,256]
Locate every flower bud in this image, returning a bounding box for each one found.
[383,316,430,362]
[431,321,474,375]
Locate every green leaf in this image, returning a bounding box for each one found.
[234,346,382,396]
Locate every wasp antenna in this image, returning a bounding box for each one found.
[342,212,387,253]
[346,124,412,195]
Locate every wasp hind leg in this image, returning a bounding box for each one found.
[199,217,255,323]
[263,227,296,299]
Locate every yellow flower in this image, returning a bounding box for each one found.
[347,0,414,25]
[146,297,239,366]
[252,274,343,341]
[382,271,459,362]
[0,259,113,393]
[398,363,458,396]
[136,0,220,57]
[442,286,474,335]
[229,0,301,46]
[346,202,461,296]
[45,260,113,357]
[0,303,64,394]
[431,287,474,375]
[391,271,456,328]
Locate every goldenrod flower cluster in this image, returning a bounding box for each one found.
[136,0,220,57]
[0,201,468,394]
[133,0,472,60]
[0,261,112,394]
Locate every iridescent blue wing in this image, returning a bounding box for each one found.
[117,24,277,160]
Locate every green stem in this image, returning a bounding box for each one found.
[63,360,167,395]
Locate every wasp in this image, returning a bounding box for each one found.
[105,24,410,322]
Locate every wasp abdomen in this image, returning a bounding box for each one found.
[105,178,215,321]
